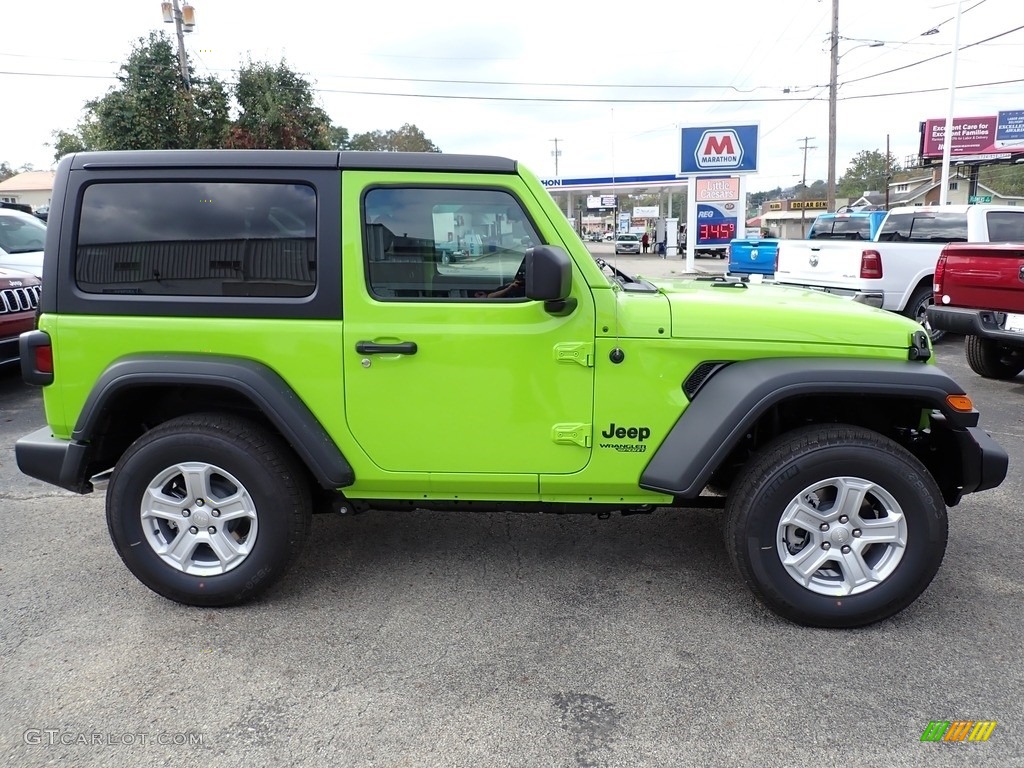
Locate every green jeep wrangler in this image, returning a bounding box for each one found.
[16,150,1007,627]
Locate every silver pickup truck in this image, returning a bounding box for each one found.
[774,205,1024,341]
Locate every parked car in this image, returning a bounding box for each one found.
[614,233,640,254]
[0,208,46,278]
[0,266,41,367]
[775,205,1024,342]
[13,148,1008,628]
[928,242,1024,379]
[727,236,779,278]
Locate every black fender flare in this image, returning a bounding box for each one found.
[74,354,354,488]
[640,358,989,498]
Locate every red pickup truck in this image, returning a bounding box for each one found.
[927,242,1024,379]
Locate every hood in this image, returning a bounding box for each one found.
[0,265,41,289]
[649,278,920,349]
[0,247,44,279]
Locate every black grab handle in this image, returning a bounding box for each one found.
[355,341,418,355]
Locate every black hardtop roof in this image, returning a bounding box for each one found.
[67,149,517,173]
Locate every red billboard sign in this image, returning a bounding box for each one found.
[921,116,998,157]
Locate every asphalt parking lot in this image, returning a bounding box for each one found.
[1,311,1021,766]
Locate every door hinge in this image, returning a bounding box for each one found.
[552,423,592,448]
[554,342,594,367]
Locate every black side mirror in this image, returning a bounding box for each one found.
[525,245,574,314]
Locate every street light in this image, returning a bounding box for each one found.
[160,0,196,90]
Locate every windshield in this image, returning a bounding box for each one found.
[0,211,47,254]
[617,234,638,241]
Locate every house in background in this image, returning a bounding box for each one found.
[849,167,1024,209]
[0,171,56,211]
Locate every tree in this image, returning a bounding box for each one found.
[50,32,229,160]
[0,162,14,182]
[838,149,901,198]
[329,125,351,150]
[980,163,1024,198]
[349,123,441,152]
[226,59,331,150]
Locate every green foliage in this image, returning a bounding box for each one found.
[838,149,901,198]
[50,32,228,160]
[50,33,442,159]
[749,187,783,210]
[329,125,351,150]
[0,162,14,182]
[349,123,440,152]
[226,59,330,150]
[979,163,1024,198]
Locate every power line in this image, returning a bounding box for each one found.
[2,68,1020,103]
[840,23,1024,86]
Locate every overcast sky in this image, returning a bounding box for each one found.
[2,0,1021,191]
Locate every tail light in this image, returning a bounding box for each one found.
[20,330,53,386]
[934,250,947,294]
[860,250,883,279]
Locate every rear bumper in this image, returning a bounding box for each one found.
[15,427,95,493]
[927,306,1024,345]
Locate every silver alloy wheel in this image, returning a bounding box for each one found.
[140,461,258,576]
[776,476,907,596]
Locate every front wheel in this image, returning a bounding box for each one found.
[965,335,1024,379]
[905,286,945,343]
[106,413,313,606]
[725,424,947,628]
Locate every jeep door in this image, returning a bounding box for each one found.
[341,173,597,483]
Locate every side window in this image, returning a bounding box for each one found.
[76,182,316,297]
[986,211,1024,242]
[363,187,540,300]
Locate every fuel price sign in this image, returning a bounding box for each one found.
[695,204,737,245]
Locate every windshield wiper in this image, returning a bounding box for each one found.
[594,257,635,283]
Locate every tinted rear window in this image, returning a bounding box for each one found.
[877,212,968,243]
[808,217,872,240]
[986,211,1024,242]
[76,182,316,297]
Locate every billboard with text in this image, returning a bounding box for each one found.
[921,111,1024,158]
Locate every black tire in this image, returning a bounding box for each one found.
[106,413,312,606]
[965,335,1024,380]
[725,424,947,628]
[905,286,945,343]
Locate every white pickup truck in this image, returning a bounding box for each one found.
[774,205,1024,341]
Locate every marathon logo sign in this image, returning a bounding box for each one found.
[695,130,743,169]
[680,124,759,175]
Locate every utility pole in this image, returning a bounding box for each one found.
[550,138,563,178]
[884,133,891,210]
[798,136,817,237]
[160,1,195,91]
[826,0,839,212]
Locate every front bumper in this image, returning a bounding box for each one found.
[16,427,95,493]
[956,425,1009,499]
[927,306,1024,345]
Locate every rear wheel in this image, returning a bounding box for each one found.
[106,413,313,606]
[725,424,947,628]
[905,286,944,343]
[965,335,1024,379]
